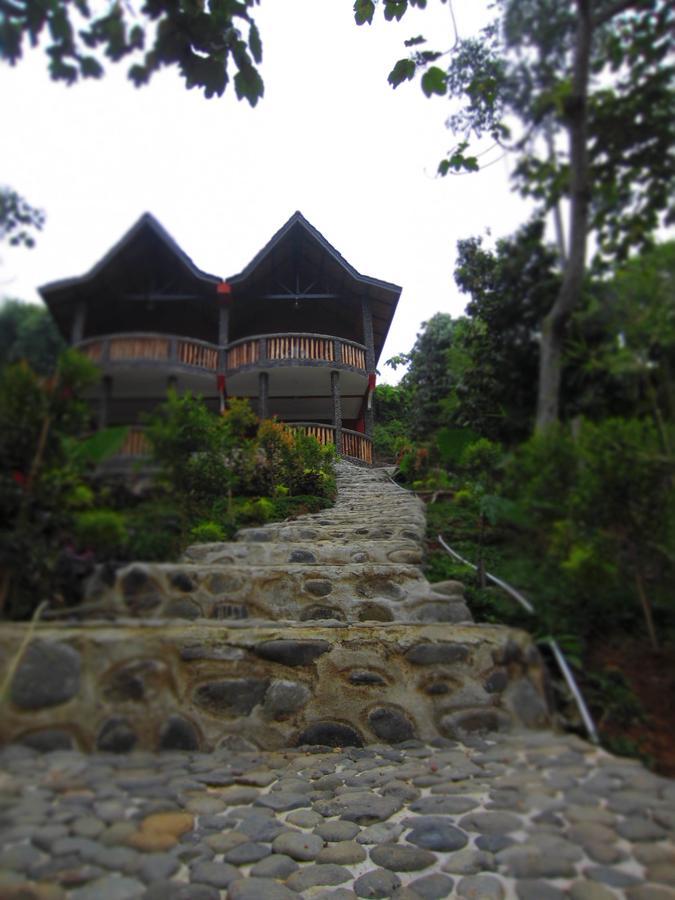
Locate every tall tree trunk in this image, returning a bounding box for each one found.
[535,0,593,431]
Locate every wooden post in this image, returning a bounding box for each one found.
[98,375,112,428]
[259,371,269,420]
[71,301,86,345]
[361,296,375,372]
[331,370,342,456]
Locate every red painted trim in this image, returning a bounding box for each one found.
[368,373,377,390]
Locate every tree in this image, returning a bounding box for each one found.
[452,219,560,441]
[0,0,266,249]
[0,189,45,248]
[356,0,674,430]
[389,312,458,439]
[0,0,264,104]
[0,299,65,374]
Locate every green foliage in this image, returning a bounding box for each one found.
[143,393,335,554]
[0,190,45,248]
[373,420,409,462]
[74,509,127,559]
[1,0,265,105]
[124,499,184,561]
[189,521,226,544]
[391,313,459,440]
[0,351,103,618]
[452,220,560,441]
[435,427,479,466]
[0,299,65,375]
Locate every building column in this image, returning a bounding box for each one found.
[167,374,177,393]
[259,371,269,420]
[98,375,112,428]
[71,301,86,345]
[361,296,376,440]
[361,296,375,372]
[331,370,343,456]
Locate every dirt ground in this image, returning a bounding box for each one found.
[590,639,675,777]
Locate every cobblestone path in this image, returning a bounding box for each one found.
[0,462,673,898]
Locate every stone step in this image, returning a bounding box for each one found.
[0,620,550,752]
[181,539,424,567]
[85,561,472,625]
[236,522,426,544]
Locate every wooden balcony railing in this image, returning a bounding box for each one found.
[78,333,218,372]
[289,423,337,447]
[227,340,260,371]
[118,427,151,457]
[226,333,366,373]
[342,429,373,465]
[289,423,372,464]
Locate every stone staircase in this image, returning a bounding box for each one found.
[0,461,549,753]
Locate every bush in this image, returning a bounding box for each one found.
[74,509,128,558]
[189,520,226,543]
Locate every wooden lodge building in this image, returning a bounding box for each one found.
[40,212,402,465]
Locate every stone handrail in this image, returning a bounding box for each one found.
[226,333,367,373]
[77,333,219,372]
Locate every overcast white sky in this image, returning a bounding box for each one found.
[0,0,534,383]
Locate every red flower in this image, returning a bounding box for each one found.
[12,470,26,486]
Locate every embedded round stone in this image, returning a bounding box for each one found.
[484,669,509,694]
[189,861,240,888]
[255,639,331,667]
[317,841,367,864]
[158,715,200,750]
[368,707,415,744]
[11,640,81,709]
[349,671,386,686]
[170,572,195,592]
[441,709,511,738]
[457,874,505,898]
[406,818,469,852]
[250,854,299,878]
[315,821,361,842]
[286,864,352,891]
[370,843,436,872]
[305,579,333,597]
[518,882,569,900]
[272,831,324,861]
[165,598,202,619]
[69,875,146,899]
[297,722,364,748]
[404,642,470,665]
[459,812,522,834]
[289,549,317,563]
[18,728,75,752]
[264,680,311,716]
[354,868,402,898]
[194,678,269,715]
[409,874,456,899]
[358,603,394,622]
[223,842,271,865]
[96,717,137,754]
[228,878,298,900]
[504,679,549,727]
[331,792,401,825]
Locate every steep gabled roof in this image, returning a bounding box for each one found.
[40,212,221,299]
[228,210,401,296]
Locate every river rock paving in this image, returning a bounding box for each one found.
[0,730,673,899]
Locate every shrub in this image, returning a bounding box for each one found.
[74,509,128,558]
[189,521,226,543]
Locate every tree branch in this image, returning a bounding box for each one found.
[592,0,649,29]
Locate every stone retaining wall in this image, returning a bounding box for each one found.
[0,622,549,753]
